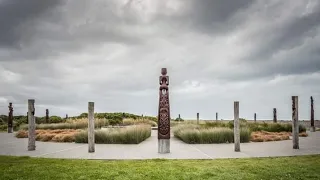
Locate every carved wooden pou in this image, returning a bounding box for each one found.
[158,68,170,139]
[8,103,13,132]
[311,96,314,127]
[45,109,49,123]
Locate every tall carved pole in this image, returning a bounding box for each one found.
[45,109,49,123]
[28,99,36,151]
[8,103,13,133]
[197,113,199,124]
[273,108,277,123]
[158,68,170,154]
[310,96,315,132]
[292,96,299,149]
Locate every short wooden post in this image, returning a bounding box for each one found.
[88,102,95,153]
[28,99,36,151]
[292,96,299,149]
[254,113,257,123]
[197,113,199,124]
[216,112,218,121]
[273,108,277,123]
[234,101,240,152]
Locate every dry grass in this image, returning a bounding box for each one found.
[251,131,309,142]
[19,118,108,130]
[15,129,80,142]
[122,118,157,127]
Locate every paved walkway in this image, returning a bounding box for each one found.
[0,131,319,159]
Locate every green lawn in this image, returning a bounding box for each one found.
[1,155,320,180]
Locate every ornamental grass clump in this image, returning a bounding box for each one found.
[173,124,251,144]
[75,125,151,144]
[247,122,306,133]
[19,118,108,130]
[122,118,157,127]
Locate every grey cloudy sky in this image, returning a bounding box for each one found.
[0,0,320,120]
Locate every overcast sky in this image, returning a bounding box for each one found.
[0,0,320,120]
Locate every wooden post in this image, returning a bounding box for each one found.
[292,96,299,149]
[310,96,315,132]
[273,108,277,123]
[88,102,95,153]
[216,112,218,121]
[234,101,240,152]
[197,113,199,124]
[28,99,36,151]
[254,113,257,123]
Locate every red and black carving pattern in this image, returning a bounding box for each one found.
[311,96,314,127]
[8,103,13,129]
[158,68,170,139]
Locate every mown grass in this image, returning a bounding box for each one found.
[0,155,320,180]
[75,125,151,144]
[173,124,251,144]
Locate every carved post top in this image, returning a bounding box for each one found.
[161,68,167,75]
[8,102,13,110]
[311,96,314,102]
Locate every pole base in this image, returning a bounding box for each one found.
[28,145,36,151]
[158,139,170,154]
[310,126,315,132]
[7,127,13,133]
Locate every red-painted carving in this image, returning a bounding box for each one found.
[158,68,170,139]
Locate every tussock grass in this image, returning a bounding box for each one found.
[19,118,108,130]
[173,124,251,144]
[177,120,307,133]
[122,118,157,127]
[247,122,306,133]
[75,125,151,144]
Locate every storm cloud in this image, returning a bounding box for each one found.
[0,0,320,120]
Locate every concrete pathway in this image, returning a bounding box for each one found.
[0,131,319,159]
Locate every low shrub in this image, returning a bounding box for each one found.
[75,125,151,144]
[0,125,7,131]
[15,129,79,142]
[173,124,251,144]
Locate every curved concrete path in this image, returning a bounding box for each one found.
[0,131,319,159]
